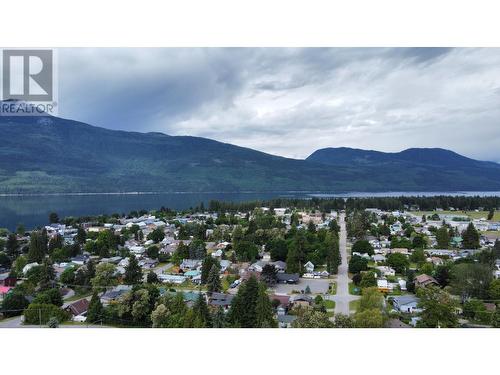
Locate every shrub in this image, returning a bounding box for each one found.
[24,303,69,325]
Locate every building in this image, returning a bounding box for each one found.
[392,295,420,313]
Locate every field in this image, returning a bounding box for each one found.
[413,210,500,221]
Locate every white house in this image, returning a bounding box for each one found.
[376,266,396,277]
[392,295,420,314]
[304,261,315,273]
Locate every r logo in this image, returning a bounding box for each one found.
[2,49,53,101]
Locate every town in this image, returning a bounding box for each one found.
[1,196,500,328]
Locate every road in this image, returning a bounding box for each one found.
[328,212,359,315]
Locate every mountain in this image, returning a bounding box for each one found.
[1,115,500,193]
[306,147,500,191]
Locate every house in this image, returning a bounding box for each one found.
[304,261,315,273]
[65,298,90,317]
[276,273,300,284]
[372,254,386,263]
[392,295,420,313]
[208,292,234,310]
[0,272,17,287]
[278,314,297,328]
[219,260,231,273]
[398,279,407,291]
[376,266,396,277]
[180,259,202,272]
[249,260,268,272]
[100,285,133,305]
[415,274,438,288]
[385,318,411,328]
[377,279,390,293]
[158,274,187,284]
[291,294,313,308]
[272,261,287,272]
[270,294,291,308]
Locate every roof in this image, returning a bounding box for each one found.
[66,298,90,316]
[393,295,419,306]
[0,286,13,294]
[386,318,411,328]
[415,274,438,285]
[271,294,291,306]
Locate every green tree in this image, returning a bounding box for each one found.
[412,235,426,249]
[192,293,211,327]
[5,233,19,256]
[91,263,118,291]
[348,255,368,274]
[450,263,493,301]
[76,226,87,245]
[417,286,458,328]
[146,271,159,284]
[462,222,479,249]
[60,267,76,285]
[27,230,48,263]
[436,227,450,249]
[147,228,165,243]
[260,264,278,286]
[387,253,409,274]
[87,291,104,323]
[267,238,288,261]
[207,264,222,293]
[49,212,60,224]
[488,279,500,300]
[1,291,29,317]
[33,288,63,307]
[212,306,227,328]
[352,240,374,255]
[359,271,377,288]
[24,303,69,325]
[124,255,142,284]
[291,307,333,328]
[201,256,220,284]
[410,248,426,264]
[333,313,355,328]
[227,275,260,327]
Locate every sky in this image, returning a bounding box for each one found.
[57,48,500,162]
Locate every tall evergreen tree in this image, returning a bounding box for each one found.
[28,230,48,263]
[255,283,276,327]
[5,233,18,257]
[201,256,219,284]
[86,291,104,323]
[124,255,142,284]
[207,264,222,293]
[193,293,211,327]
[462,222,480,249]
[227,275,260,327]
[212,306,227,328]
[436,226,450,249]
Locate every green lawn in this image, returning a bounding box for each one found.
[329,282,337,295]
[323,300,336,309]
[349,300,360,312]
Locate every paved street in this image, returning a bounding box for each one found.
[327,212,359,315]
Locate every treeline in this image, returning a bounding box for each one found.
[345,195,500,211]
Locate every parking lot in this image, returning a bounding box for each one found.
[272,277,331,295]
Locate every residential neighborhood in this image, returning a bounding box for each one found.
[1,196,500,328]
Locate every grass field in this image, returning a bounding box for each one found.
[349,299,360,312]
[323,300,336,309]
[348,282,361,295]
[413,210,500,221]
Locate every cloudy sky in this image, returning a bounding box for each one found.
[58,48,500,162]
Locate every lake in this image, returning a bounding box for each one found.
[1,191,500,231]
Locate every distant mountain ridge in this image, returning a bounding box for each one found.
[1,115,500,193]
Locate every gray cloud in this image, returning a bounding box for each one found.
[57,48,500,162]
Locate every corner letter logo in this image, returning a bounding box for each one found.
[2,49,53,101]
